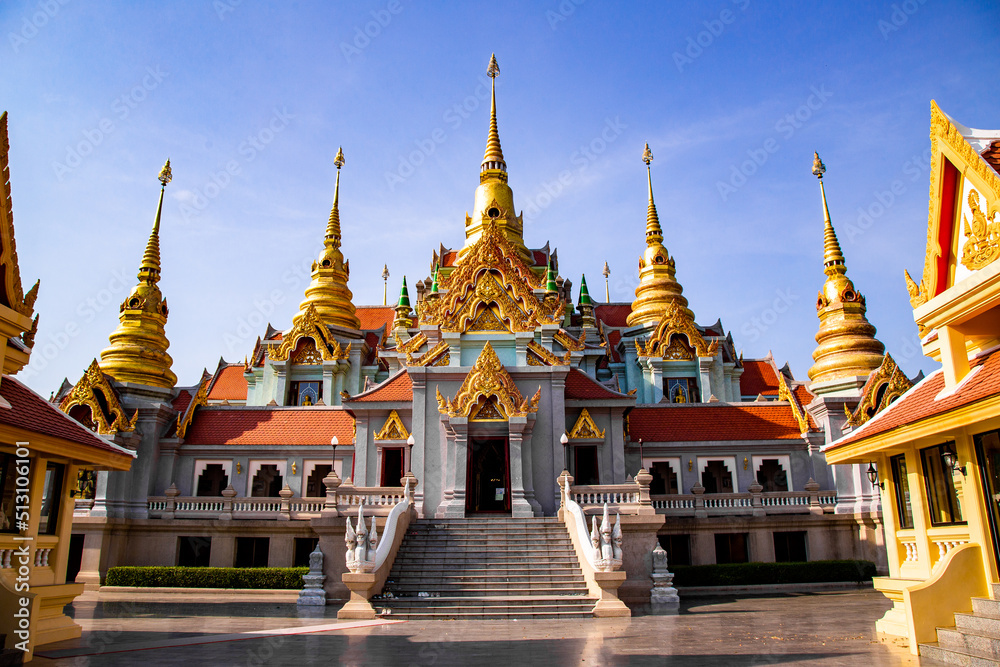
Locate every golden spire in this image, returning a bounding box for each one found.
[325,146,345,248]
[99,160,177,389]
[807,153,885,389]
[627,143,694,328]
[295,148,360,331]
[461,54,530,262]
[482,54,505,172]
[643,143,663,245]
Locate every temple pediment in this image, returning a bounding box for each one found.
[61,360,138,435]
[436,342,540,419]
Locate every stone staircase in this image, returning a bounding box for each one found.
[919,583,1000,665]
[375,517,597,619]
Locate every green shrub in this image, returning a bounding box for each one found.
[105,566,308,589]
[671,560,876,587]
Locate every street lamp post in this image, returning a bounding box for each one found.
[406,434,415,474]
[560,432,569,472]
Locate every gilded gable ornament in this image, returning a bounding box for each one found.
[568,408,605,440]
[405,340,450,367]
[60,360,138,435]
[176,374,210,438]
[554,329,585,352]
[776,373,810,435]
[437,342,540,419]
[469,395,505,421]
[290,338,323,365]
[961,188,1000,271]
[636,301,718,358]
[846,354,913,428]
[374,410,409,440]
[268,303,351,362]
[527,340,570,366]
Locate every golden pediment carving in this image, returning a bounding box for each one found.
[846,354,913,428]
[527,340,570,366]
[961,188,1000,271]
[635,301,718,359]
[418,221,564,333]
[405,340,450,367]
[437,342,540,419]
[554,329,585,352]
[0,114,39,321]
[568,408,605,440]
[177,374,210,439]
[469,395,506,421]
[268,303,351,362]
[396,332,427,355]
[374,409,409,440]
[60,360,138,435]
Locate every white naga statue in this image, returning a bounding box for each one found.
[590,503,622,572]
[345,504,379,573]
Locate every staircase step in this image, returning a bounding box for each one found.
[936,628,1000,660]
[380,516,590,619]
[955,613,1000,639]
[919,641,999,666]
[972,597,1000,620]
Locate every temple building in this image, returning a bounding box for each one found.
[53,57,890,613]
[0,112,135,660]
[823,102,1000,661]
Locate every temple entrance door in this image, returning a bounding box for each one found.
[975,429,1000,572]
[465,437,511,514]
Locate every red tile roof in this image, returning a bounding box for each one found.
[565,369,630,400]
[982,140,1000,176]
[440,250,458,267]
[829,349,1000,451]
[347,370,413,402]
[183,407,354,445]
[532,250,548,267]
[172,389,193,413]
[356,306,395,331]
[0,375,134,460]
[740,359,781,397]
[793,384,815,407]
[630,403,806,442]
[595,304,632,328]
[208,365,249,401]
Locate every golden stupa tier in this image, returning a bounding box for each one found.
[99,160,177,389]
[294,148,360,331]
[627,143,694,328]
[807,153,884,384]
[459,54,531,263]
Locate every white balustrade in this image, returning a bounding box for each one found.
[563,476,622,573]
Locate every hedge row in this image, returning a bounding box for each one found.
[671,560,876,587]
[105,566,308,589]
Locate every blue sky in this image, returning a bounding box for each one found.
[2,0,998,394]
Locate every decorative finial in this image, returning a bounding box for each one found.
[482,54,506,171]
[642,144,663,246]
[603,261,611,302]
[158,159,172,187]
[382,264,390,305]
[335,146,345,169]
[812,152,826,179]
[642,143,653,166]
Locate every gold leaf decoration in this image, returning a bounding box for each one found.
[846,354,914,427]
[635,301,718,358]
[268,303,351,362]
[60,360,138,435]
[568,408,605,439]
[437,342,540,419]
[374,409,409,441]
[960,188,1000,271]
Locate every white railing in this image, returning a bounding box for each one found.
[563,476,622,572]
[146,483,409,520]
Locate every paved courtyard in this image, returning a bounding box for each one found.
[34,590,928,666]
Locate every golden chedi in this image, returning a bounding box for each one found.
[100,160,177,388]
[627,143,694,327]
[460,54,532,264]
[295,147,361,331]
[807,153,885,387]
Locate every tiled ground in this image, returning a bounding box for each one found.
[34,590,927,666]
